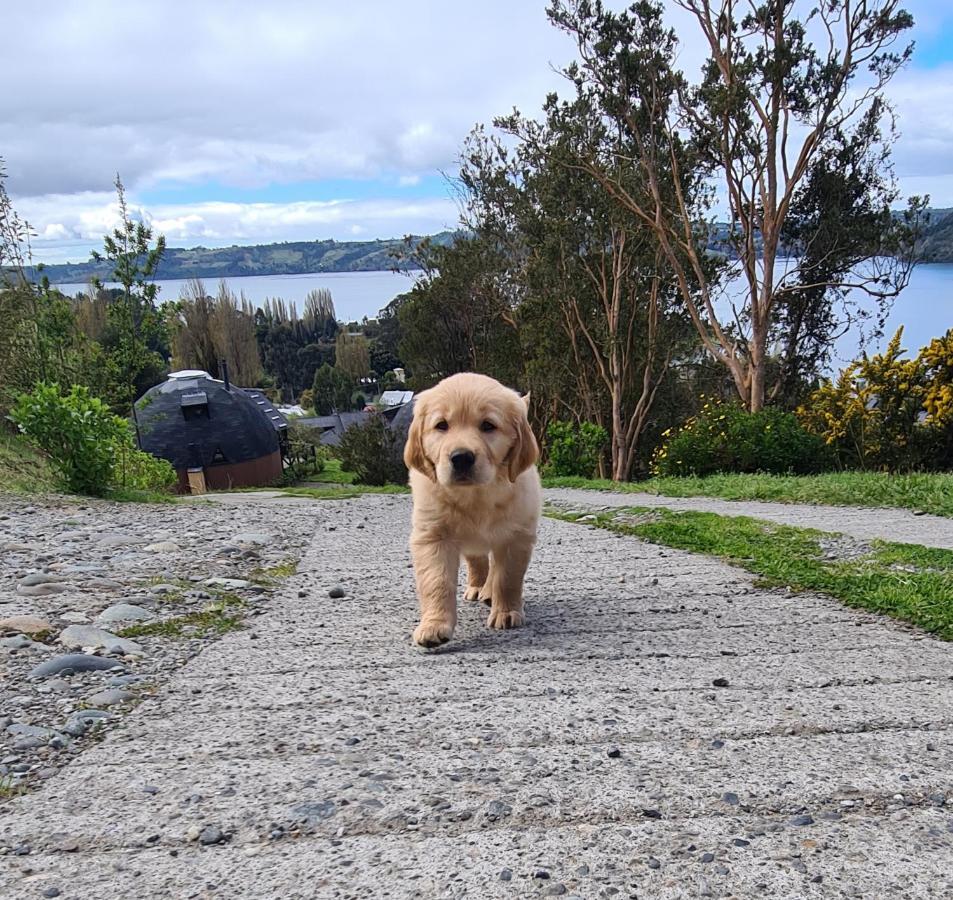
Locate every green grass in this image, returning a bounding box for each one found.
[0,774,26,800]
[250,558,298,582]
[222,458,408,499]
[0,430,57,494]
[310,457,357,484]
[543,471,953,518]
[0,430,175,503]
[549,505,953,640]
[118,591,245,639]
[107,487,178,504]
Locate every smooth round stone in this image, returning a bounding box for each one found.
[1,635,36,650]
[16,583,69,597]
[58,625,142,655]
[29,654,124,680]
[18,573,67,587]
[85,688,135,707]
[0,615,54,636]
[145,541,180,553]
[7,723,68,745]
[94,604,155,626]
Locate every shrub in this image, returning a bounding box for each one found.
[797,327,937,472]
[114,433,177,492]
[336,414,407,486]
[544,420,608,478]
[11,382,128,495]
[11,382,175,496]
[653,398,831,477]
[285,419,328,479]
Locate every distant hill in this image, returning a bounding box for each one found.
[39,231,458,285]
[33,208,953,286]
[917,208,953,263]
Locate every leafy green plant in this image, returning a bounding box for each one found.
[284,419,328,480]
[11,382,128,495]
[653,398,831,477]
[544,420,608,478]
[336,414,407,486]
[10,382,175,496]
[114,434,176,492]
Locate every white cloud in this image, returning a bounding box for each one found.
[3,0,951,259]
[0,1,574,199]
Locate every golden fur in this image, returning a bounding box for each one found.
[403,372,542,647]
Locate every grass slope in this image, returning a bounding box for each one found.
[550,505,953,640]
[543,471,953,519]
[0,430,57,494]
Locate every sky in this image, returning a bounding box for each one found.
[3,0,953,264]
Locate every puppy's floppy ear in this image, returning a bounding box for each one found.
[403,398,436,481]
[521,391,531,410]
[508,396,539,483]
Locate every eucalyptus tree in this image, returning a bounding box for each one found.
[465,91,695,480]
[541,0,922,411]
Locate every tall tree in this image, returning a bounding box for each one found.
[541,0,922,411]
[464,95,693,480]
[334,331,371,381]
[91,174,167,421]
[170,279,218,375]
[209,283,263,386]
[0,161,97,408]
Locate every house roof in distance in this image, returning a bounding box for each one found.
[136,373,283,470]
[379,390,414,408]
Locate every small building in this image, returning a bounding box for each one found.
[136,370,288,493]
[296,395,414,447]
[379,389,414,409]
[294,410,374,447]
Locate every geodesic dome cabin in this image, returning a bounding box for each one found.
[135,370,287,492]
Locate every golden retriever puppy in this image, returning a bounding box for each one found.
[403,372,541,647]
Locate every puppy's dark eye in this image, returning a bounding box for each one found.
[480,421,497,433]
[435,420,449,432]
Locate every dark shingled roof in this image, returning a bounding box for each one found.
[136,373,285,470]
[296,411,373,446]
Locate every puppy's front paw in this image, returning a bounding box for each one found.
[413,620,454,647]
[464,586,483,602]
[486,607,525,630]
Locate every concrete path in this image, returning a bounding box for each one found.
[544,488,953,550]
[2,493,952,898]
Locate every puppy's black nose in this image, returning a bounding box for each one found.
[450,449,476,473]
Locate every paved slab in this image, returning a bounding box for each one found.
[1,493,952,899]
[544,487,953,550]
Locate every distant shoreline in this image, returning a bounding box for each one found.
[47,266,426,287]
[33,231,455,286]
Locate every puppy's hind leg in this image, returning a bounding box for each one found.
[464,554,489,602]
[411,539,460,648]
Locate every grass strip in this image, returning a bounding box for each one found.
[542,471,953,519]
[548,506,953,640]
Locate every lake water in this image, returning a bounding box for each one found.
[56,269,422,324]
[58,262,952,365]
